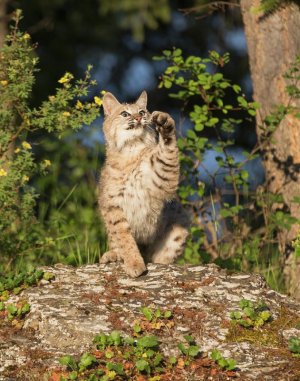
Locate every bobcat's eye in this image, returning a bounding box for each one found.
[139,110,146,116]
[121,111,130,117]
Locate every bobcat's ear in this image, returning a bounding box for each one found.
[136,90,147,109]
[103,92,121,116]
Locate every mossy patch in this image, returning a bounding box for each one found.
[226,305,299,348]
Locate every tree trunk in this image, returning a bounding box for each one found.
[240,0,300,299]
[0,0,7,48]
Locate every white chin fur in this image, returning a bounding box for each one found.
[116,126,144,150]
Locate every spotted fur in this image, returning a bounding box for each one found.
[98,91,189,277]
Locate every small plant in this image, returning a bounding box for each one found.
[133,306,174,334]
[0,268,54,296]
[288,337,300,355]
[230,299,272,328]
[0,300,30,323]
[210,349,237,371]
[140,306,172,322]
[177,335,200,360]
[52,317,238,380]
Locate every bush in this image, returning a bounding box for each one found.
[155,48,300,291]
[0,10,103,270]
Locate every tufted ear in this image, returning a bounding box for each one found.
[102,92,121,116]
[136,90,147,109]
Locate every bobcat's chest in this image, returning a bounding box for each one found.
[120,169,162,244]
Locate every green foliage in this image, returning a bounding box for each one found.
[0,10,102,270]
[210,349,236,371]
[140,306,173,322]
[230,299,272,328]
[1,300,30,321]
[0,268,53,294]
[177,335,200,359]
[53,309,239,380]
[292,231,300,258]
[288,337,300,355]
[99,0,171,42]
[253,0,284,14]
[156,48,300,291]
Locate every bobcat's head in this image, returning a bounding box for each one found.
[102,91,156,151]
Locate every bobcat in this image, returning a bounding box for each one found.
[98,91,189,277]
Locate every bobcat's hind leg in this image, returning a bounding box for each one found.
[150,224,188,264]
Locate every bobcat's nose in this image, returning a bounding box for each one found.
[134,114,142,123]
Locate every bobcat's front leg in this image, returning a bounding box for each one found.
[100,205,146,278]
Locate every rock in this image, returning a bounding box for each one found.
[0,263,299,380]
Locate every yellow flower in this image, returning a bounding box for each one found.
[22,141,32,150]
[14,148,20,153]
[1,80,8,86]
[101,90,106,95]
[94,96,102,106]
[0,168,7,177]
[58,72,74,84]
[22,175,29,182]
[62,111,71,117]
[22,33,31,40]
[49,95,55,102]
[76,100,83,110]
[43,159,51,167]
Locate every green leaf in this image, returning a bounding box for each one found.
[288,337,300,354]
[188,345,200,357]
[226,358,237,370]
[6,304,18,315]
[137,335,158,349]
[162,50,171,57]
[43,272,55,281]
[155,309,161,318]
[260,310,271,322]
[164,310,172,319]
[230,311,242,320]
[134,324,142,333]
[59,355,78,371]
[135,359,150,373]
[173,48,182,57]
[177,342,187,355]
[211,349,221,361]
[183,335,194,344]
[107,362,125,375]
[163,79,172,89]
[233,84,241,93]
[78,352,97,371]
[105,350,114,359]
[141,307,153,321]
[169,356,177,365]
[239,299,252,309]
[21,302,30,314]
[110,331,121,346]
[153,353,163,366]
[218,357,228,369]
[243,307,255,319]
[237,96,248,108]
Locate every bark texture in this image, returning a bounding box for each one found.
[0,0,7,48]
[240,0,300,299]
[0,264,300,381]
